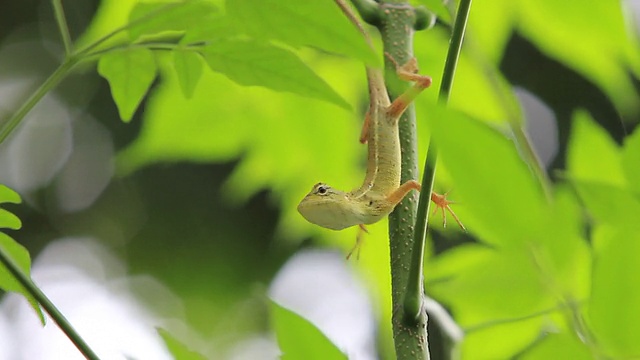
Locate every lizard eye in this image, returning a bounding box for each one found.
[317,185,329,195]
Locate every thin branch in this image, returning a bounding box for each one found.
[405,0,473,321]
[52,0,73,55]
[0,247,100,360]
[0,58,77,145]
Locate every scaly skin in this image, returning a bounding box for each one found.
[297,0,464,255]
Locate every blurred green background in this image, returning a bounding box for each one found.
[1,0,639,359]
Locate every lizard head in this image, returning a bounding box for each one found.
[297,183,357,230]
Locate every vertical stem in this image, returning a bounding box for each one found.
[408,0,473,321]
[52,0,73,55]
[373,1,431,359]
[0,248,100,360]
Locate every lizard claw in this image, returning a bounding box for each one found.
[431,191,466,232]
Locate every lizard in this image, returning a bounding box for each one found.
[297,0,465,258]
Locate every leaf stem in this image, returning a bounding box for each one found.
[0,247,100,360]
[405,0,473,321]
[52,0,73,55]
[0,58,78,145]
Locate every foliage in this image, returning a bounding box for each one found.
[1,0,640,359]
[0,185,44,323]
[271,301,347,360]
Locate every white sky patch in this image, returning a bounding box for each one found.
[269,249,377,360]
[0,238,178,360]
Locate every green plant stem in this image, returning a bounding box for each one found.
[0,247,100,360]
[351,0,432,358]
[0,58,78,145]
[52,0,73,55]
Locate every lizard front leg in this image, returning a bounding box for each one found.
[385,181,466,231]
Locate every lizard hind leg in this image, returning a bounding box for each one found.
[346,224,369,260]
[385,54,433,120]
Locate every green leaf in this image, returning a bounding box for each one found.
[461,315,546,359]
[271,301,347,360]
[201,39,350,110]
[589,227,640,357]
[157,328,207,360]
[516,0,640,115]
[0,184,21,204]
[520,332,593,360]
[98,47,158,122]
[427,245,551,326]
[173,49,203,98]
[0,209,21,230]
[128,0,218,41]
[0,185,44,324]
[424,104,545,245]
[567,110,626,187]
[0,185,21,230]
[621,127,640,195]
[570,180,640,231]
[0,233,44,324]
[226,0,378,66]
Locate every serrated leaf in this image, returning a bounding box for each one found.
[157,328,207,360]
[128,0,218,41]
[226,0,378,66]
[98,48,157,122]
[621,127,640,195]
[271,301,347,360]
[0,184,21,204]
[567,110,625,186]
[201,39,350,110]
[0,233,44,324]
[173,49,203,98]
[0,209,21,230]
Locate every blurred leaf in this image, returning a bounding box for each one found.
[516,0,640,115]
[567,110,626,187]
[0,184,21,230]
[589,227,640,357]
[571,181,640,231]
[179,14,238,44]
[415,0,451,24]
[414,28,517,125]
[271,301,347,360]
[621,127,640,195]
[75,0,137,52]
[466,0,516,62]
[98,48,158,122]
[173,49,203,98]
[520,332,593,360]
[0,186,44,324]
[0,209,20,230]
[427,245,551,326]
[461,316,545,359]
[128,0,218,41]
[424,104,545,245]
[157,328,207,360]
[226,0,378,66]
[201,39,350,110]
